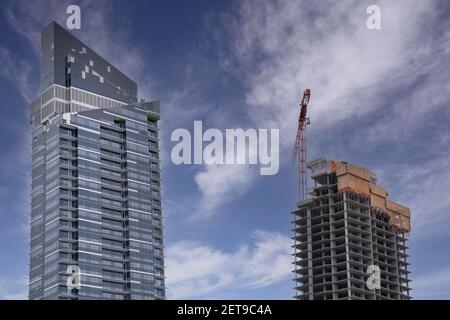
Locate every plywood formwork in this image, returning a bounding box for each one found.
[331,160,410,232]
[387,200,411,231]
[370,184,388,212]
[335,161,372,196]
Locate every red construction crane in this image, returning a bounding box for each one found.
[293,89,311,201]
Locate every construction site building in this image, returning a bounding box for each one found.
[292,158,411,300]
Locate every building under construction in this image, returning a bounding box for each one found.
[292,158,411,300]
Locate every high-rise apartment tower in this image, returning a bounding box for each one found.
[292,158,411,300]
[29,22,165,300]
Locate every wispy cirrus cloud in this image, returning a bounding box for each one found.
[192,0,450,219]
[193,164,255,217]
[6,0,156,99]
[375,154,450,237]
[222,0,441,145]
[0,47,35,102]
[165,230,292,299]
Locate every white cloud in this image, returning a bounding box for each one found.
[225,0,438,141]
[192,125,276,217]
[165,230,292,299]
[0,47,35,103]
[0,48,32,236]
[193,164,255,217]
[191,0,449,219]
[6,0,156,100]
[375,155,450,237]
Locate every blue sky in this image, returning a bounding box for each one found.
[0,0,449,299]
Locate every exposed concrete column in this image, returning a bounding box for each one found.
[343,192,352,299]
[367,208,377,299]
[306,206,313,300]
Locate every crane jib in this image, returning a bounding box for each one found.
[293,88,311,201]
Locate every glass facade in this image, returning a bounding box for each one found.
[29,22,165,300]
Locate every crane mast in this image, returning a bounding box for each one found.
[293,89,311,201]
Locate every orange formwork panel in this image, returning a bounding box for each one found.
[327,159,411,232]
[335,162,372,196]
[336,162,372,182]
[370,193,387,211]
[369,184,388,211]
[387,200,411,218]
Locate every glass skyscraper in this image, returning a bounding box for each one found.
[29,22,165,300]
